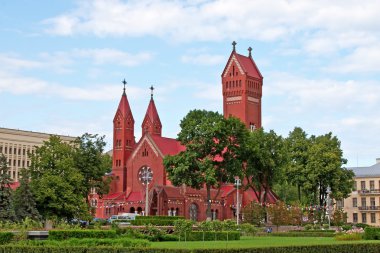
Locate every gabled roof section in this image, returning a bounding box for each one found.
[114,92,134,122]
[151,135,186,156]
[235,53,263,79]
[142,97,162,129]
[221,47,263,80]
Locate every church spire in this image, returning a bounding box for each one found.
[142,86,162,136]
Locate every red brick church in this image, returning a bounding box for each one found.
[93,42,277,221]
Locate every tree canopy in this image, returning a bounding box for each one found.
[164,110,248,219]
[0,154,16,221]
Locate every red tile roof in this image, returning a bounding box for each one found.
[126,192,143,202]
[220,184,235,197]
[114,93,134,121]
[102,192,124,200]
[143,98,161,127]
[160,186,183,199]
[151,135,185,156]
[236,53,262,79]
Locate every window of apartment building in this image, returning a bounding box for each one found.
[353,213,358,223]
[371,213,376,223]
[12,171,15,179]
[17,160,20,167]
[22,161,25,167]
[13,148,16,154]
[361,181,366,190]
[4,147,7,154]
[0,146,2,153]
[353,198,357,207]
[336,199,344,209]
[371,197,376,207]
[353,181,357,191]
[361,197,367,207]
[13,160,16,166]
[370,180,375,191]
[22,149,25,155]
[362,213,367,223]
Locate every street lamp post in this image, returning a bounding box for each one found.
[235,177,241,225]
[326,186,331,229]
[142,168,153,216]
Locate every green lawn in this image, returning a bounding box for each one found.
[151,236,380,249]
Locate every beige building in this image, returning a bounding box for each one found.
[0,127,76,182]
[343,158,380,226]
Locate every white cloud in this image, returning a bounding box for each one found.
[181,53,224,65]
[0,70,145,101]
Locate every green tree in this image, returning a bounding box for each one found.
[267,201,290,231]
[29,136,88,221]
[242,201,266,226]
[243,128,287,203]
[164,110,248,219]
[285,127,310,202]
[304,133,354,207]
[0,154,16,221]
[73,133,112,203]
[13,168,40,221]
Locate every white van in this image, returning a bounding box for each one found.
[108,213,139,224]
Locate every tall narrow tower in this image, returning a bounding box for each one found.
[141,85,162,136]
[112,79,135,193]
[221,41,263,130]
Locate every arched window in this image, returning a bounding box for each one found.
[189,203,198,221]
[130,207,135,213]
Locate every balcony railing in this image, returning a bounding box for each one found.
[358,189,380,195]
[358,206,380,211]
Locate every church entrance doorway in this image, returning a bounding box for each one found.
[189,203,198,221]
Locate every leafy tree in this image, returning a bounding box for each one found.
[288,204,302,226]
[0,154,16,221]
[29,136,88,221]
[304,133,354,207]
[243,128,288,203]
[267,201,290,231]
[73,133,112,203]
[332,208,347,227]
[242,201,266,226]
[272,182,299,205]
[164,110,248,219]
[285,127,310,202]
[13,168,40,221]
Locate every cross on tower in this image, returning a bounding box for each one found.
[150,85,154,98]
[232,41,237,51]
[122,79,127,93]
[248,47,252,57]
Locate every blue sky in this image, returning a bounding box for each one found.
[1,0,379,167]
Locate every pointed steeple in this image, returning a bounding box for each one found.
[114,80,134,123]
[142,86,162,136]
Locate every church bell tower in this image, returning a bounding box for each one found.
[221,41,263,130]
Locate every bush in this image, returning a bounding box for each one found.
[187,231,240,241]
[48,230,117,240]
[271,231,335,237]
[131,216,185,226]
[364,227,380,240]
[304,224,312,230]
[356,223,370,229]
[0,232,13,245]
[341,224,352,231]
[239,223,258,236]
[335,233,362,241]
[4,243,380,253]
[116,226,178,242]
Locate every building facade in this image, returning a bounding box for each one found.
[93,42,277,221]
[343,158,380,226]
[0,127,76,184]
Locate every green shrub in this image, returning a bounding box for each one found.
[239,223,258,236]
[48,230,117,240]
[16,237,150,247]
[364,227,380,240]
[356,223,370,229]
[0,232,13,245]
[187,231,240,241]
[131,216,185,226]
[335,233,362,241]
[116,226,178,242]
[289,229,335,233]
[271,231,335,237]
[322,224,329,229]
[3,243,380,253]
[341,224,352,231]
[304,224,312,230]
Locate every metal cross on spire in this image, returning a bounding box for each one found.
[150,85,154,98]
[248,46,252,57]
[232,41,237,51]
[122,79,127,94]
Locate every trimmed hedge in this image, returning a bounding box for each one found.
[186,231,240,241]
[0,232,13,245]
[364,227,380,240]
[2,244,380,253]
[289,230,335,233]
[271,232,335,237]
[48,230,117,240]
[17,238,150,247]
[131,216,185,226]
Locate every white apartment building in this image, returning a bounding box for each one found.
[0,127,76,182]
